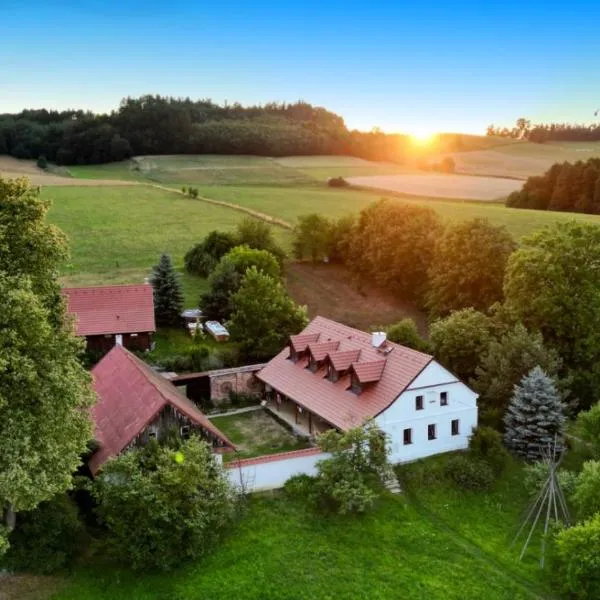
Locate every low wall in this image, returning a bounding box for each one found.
[225,447,331,492]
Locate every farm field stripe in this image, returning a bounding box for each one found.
[149,183,293,230]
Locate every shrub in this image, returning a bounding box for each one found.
[93,437,235,571]
[468,426,509,475]
[36,155,48,170]
[384,318,431,352]
[228,391,261,408]
[284,474,316,499]
[523,461,578,499]
[328,176,349,187]
[572,461,600,520]
[3,494,86,574]
[552,513,600,600]
[576,402,600,458]
[444,454,495,492]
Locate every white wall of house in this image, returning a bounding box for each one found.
[375,361,478,464]
[226,451,331,492]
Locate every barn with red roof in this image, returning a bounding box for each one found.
[259,316,478,464]
[63,283,156,353]
[88,344,234,475]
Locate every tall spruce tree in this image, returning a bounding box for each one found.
[151,253,184,326]
[504,366,565,461]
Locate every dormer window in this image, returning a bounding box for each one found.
[327,364,339,382]
[308,358,320,373]
[350,373,362,395]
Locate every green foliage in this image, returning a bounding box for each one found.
[426,218,516,317]
[553,513,600,600]
[314,422,390,514]
[36,154,48,169]
[576,402,600,458]
[228,267,308,359]
[93,437,235,571]
[429,308,494,381]
[151,253,184,326]
[572,461,600,520]
[443,454,495,491]
[235,218,285,264]
[522,461,578,499]
[327,214,356,263]
[473,323,562,428]
[0,178,94,528]
[0,529,8,560]
[504,367,566,461]
[347,199,443,303]
[468,426,509,475]
[384,318,431,352]
[184,230,237,277]
[201,245,281,322]
[283,474,316,499]
[292,213,332,262]
[504,221,600,408]
[3,494,86,574]
[328,176,349,187]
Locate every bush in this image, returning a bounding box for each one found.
[3,494,86,574]
[228,391,261,408]
[576,402,600,458]
[572,461,600,520]
[523,461,578,499]
[328,176,349,187]
[284,474,316,499]
[552,513,600,600]
[468,426,509,475]
[36,155,48,170]
[384,318,431,352]
[93,437,235,571]
[444,454,495,491]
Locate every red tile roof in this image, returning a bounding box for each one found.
[352,359,387,383]
[290,333,320,352]
[308,340,340,361]
[63,284,156,337]
[329,349,361,371]
[258,316,432,431]
[88,345,233,474]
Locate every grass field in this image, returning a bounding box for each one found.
[50,457,550,600]
[210,409,311,461]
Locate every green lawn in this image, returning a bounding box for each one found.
[197,184,600,239]
[53,460,550,600]
[44,185,287,304]
[211,409,311,461]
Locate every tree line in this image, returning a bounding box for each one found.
[506,157,600,214]
[0,95,415,165]
[487,118,600,143]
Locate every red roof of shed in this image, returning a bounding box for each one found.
[258,316,433,431]
[88,345,233,474]
[63,284,155,337]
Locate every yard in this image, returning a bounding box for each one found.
[210,409,311,461]
[49,457,551,600]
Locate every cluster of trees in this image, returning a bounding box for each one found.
[487,118,600,143]
[185,219,307,360]
[0,177,95,559]
[0,96,416,165]
[507,158,600,214]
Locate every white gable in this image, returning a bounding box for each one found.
[408,360,458,389]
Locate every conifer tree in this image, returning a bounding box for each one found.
[151,253,184,327]
[504,366,565,461]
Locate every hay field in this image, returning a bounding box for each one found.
[346,173,522,200]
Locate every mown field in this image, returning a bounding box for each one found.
[49,459,550,600]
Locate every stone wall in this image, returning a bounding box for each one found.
[209,364,265,404]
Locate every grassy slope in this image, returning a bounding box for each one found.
[54,462,548,600]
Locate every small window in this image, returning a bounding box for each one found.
[148,430,157,439]
[328,365,339,383]
[451,419,459,436]
[350,374,362,395]
[428,424,436,440]
[440,391,448,406]
[180,425,190,439]
[403,428,412,445]
[416,395,424,410]
[308,359,319,373]
[130,333,138,338]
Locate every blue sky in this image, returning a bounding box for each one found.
[2,0,599,134]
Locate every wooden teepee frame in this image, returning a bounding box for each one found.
[512,438,571,567]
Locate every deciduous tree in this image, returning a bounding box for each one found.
[292,213,332,263]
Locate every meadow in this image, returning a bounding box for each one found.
[49,459,549,600]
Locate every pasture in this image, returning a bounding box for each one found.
[346,172,522,200]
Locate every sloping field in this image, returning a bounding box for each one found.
[0,156,137,186]
[346,173,522,200]
[445,140,600,179]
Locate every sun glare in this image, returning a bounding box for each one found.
[409,130,437,146]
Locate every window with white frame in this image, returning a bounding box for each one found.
[451,419,459,436]
[415,395,424,410]
[403,428,412,445]
[427,424,436,440]
[440,391,448,406]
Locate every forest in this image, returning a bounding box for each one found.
[0,96,413,165]
[487,118,600,143]
[506,157,600,214]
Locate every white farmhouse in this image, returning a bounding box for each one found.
[258,316,478,464]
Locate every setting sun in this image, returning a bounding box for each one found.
[408,129,438,146]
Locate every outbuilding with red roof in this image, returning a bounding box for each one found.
[63,283,156,353]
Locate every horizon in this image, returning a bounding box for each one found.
[2,1,600,135]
